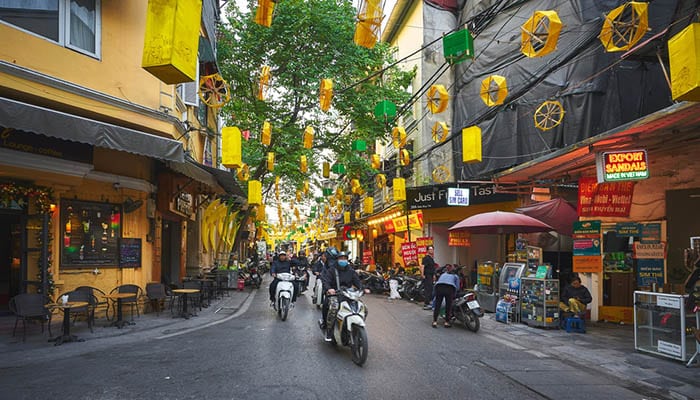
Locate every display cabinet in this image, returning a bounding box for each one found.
[520,278,560,328]
[634,291,699,363]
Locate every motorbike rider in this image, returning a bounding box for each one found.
[319,251,367,338]
[296,251,310,291]
[269,251,297,304]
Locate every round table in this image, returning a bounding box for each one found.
[172,289,200,319]
[48,301,89,345]
[104,293,137,328]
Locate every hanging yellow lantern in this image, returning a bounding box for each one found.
[669,23,700,101]
[344,211,351,224]
[237,163,250,181]
[399,149,410,166]
[534,100,565,131]
[254,0,275,27]
[427,84,449,114]
[521,10,562,58]
[296,191,302,202]
[431,121,449,143]
[322,162,330,178]
[319,79,333,112]
[336,187,344,198]
[392,126,407,149]
[363,197,374,214]
[344,195,353,205]
[355,211,361,220]
[258,65,271,100]
[142,0,202,84]
[248,180,262,205]
[303,180,310,194]
[393,178,406,201]
[300,155,308,173]
[370,154,381,169]
[480,75,508,106]
[261,121,272,146]
[353,0,383,49]
[375,174,386,189]
[600,2,648,52]
[462,126,482,163]
[221,126,242,169]
[303,126,314,149]
[256,204,266,221]
[267,152,275,171]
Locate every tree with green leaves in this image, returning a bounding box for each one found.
[217,0,414,230]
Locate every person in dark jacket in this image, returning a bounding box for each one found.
[422,246,437,310]
[319,252,365,337]
[560,276,592,315]
[269,251,296,303]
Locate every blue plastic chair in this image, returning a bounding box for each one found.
[565,317,586,333]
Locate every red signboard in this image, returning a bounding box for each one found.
[362,249,373,264]
[578,176,635,217]
[448,231,471,247]
[597,149,649,182]
[384,219,396,234]
[416,236,434,259]
[400,242,418,265]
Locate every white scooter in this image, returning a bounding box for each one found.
[311,274,324,308]
[273,272,295,321]
[322,287,369,366]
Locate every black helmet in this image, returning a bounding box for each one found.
[337,251,348,259]
[325,246,339,259]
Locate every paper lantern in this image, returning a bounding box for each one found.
[399,149,410,166]
[322,162,330,178]
[300,155,308,173]
[462,126,482,163]
[355,211,361,220]
[392,126,407,149]
[256,204,266,221]
[443,28,474,65]
[393,178,406,201]
[142,0,202,84]
[669,23,700,101]
[363,197,374,214]
[374,100,397,120]
[248,180,262,205]
[427,84,449,114]
[352,140,367,152]
[254,0,275,27]
[521,10,562,58]
[600,2,648,52]
[351,179,361,194]
[237,163,250,181]
[345,195,353,205]
[432,121,449,143]
[258,65,271,100]
[303,180,310,194]
[296,191,302,202]
[303,126,314,149]
[336,187,344,198]
[221,126,242,169]
[344,211,351,224]
[372,228,378,239]
[353,0,383,49]
[371,154,381,169]
[261,121,271,146]
[534,100,565,131]
[319,79,333,112]
[375,174,386,188]
[322,188,333,196]
[331,163,346,174]
[267,152,275,171]
[480,75,508,106]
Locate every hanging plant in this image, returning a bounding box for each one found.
[0,183,54,214]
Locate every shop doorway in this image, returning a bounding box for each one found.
[667,188,700,284]
[161,220,182,286]
[0,212,22,314]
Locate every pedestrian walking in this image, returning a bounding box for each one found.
[432,264,459,328]
[422,246,436,310]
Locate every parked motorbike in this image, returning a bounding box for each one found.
[451,290,483,332]
[402,275,424,302]
[358,269,388,294]
[248,265,262,289]
[273,272,295,321]
[321,287,369,366]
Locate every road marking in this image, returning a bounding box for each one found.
[156,291,257,340]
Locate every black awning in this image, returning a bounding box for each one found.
[0,96,184,162]
[166,159,223,192]
[198,164,246,199]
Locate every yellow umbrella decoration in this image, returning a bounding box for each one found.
[431,121,449,143]
[237,163,250,181]
[399,149,410,166]
[480,75,508,106]
[427,84,449,113]
[258,65,271,100]
[375,173,386,189]
[521,10,562,58]
[319,79,333,112]
[370,154,381,169]
[392,126,407,148]
[432,165,450,183]
[353,0,384,49]
[600,2,649,52]
[534,100,565,131]
[198,73,231,108]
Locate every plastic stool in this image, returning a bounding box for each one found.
[565,317,586,333]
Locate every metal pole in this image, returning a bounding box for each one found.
[41,213,49,297]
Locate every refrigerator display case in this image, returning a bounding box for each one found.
[520,278,560,328]
[476,261,499,313]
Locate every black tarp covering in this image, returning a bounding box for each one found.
[451,0,683,180]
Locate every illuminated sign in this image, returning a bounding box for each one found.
[596,150,649,182]
[447,187,470,206]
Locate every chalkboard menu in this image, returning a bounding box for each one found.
[60,199,121,268]
[119,238,142,268]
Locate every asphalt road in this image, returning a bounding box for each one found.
[0,277,657,400]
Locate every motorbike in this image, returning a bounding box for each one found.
[450,290,483,332]
[249,265,262,289]
[358,269,388,294]
[311,273,324,308]
[401,275,424,302]
[272,272,295,321]
[321,287,369,366]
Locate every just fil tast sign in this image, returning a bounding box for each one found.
[596,150,649,183]
[407,184,516,210]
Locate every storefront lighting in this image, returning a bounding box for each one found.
[49,204,57,214]
[372,228,378,239]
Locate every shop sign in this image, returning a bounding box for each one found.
[614,222,640,237]
[384,219,396,234]
[578,177,635,217]
[448,231,471,247]
[656,295,682,309]
[572,220,601,256]
[170,191,195,220]
[447,187,470,206]
[657,340,682,358]
[641,223,661,244]
[362,249,373,265]
[573,255,602,273]
[596,150,649,182]
[633,242,665,259]
[389,212,423,233]
[1,127,93,164]
[407,184,516,210]
[416,236,434,259]
[400,242,418,264]
[637,259,664,286]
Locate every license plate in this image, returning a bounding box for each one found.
[467,300,480,309]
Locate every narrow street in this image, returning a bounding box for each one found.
[0,279,668,400]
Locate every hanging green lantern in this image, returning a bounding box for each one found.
[322,188,333,196]
[331,163,346,174]
[352,140,367,152]
[374,100,397,120]
[443,28,474,64]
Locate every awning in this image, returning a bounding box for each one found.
[0,96,184,162]
[494,102,700,184]
[198,164,247,199]
[166,159,223,193]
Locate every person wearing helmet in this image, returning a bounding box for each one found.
[269,250,296,305]
[319,251,366,338]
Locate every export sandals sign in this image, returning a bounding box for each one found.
[596,149,649,183]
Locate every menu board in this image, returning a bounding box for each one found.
[119,238,142,268]
[60,199,121,268]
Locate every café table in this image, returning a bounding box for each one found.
[104,293,136,328]
[172,289,200,319]
[48,301,89,346]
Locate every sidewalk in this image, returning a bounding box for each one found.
[0,287,255,367]
[479,313,700,400]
